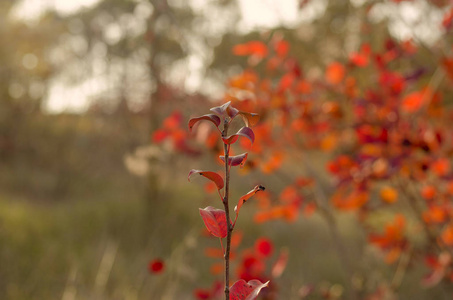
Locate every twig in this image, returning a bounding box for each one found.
[390,247,411,290]
[222,119,232,300]
[395,178,444,253]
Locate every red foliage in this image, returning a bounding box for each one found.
[229,279,269,300]
[188,169,225,190]
[233,41,268,59]
[148,259,165,274]
[369,214,407,264]
[255,238,273,257]
[325,62,345,85]
[152,19,453,295]
[199,206,229,238]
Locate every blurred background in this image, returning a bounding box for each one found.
[1,0,452,299]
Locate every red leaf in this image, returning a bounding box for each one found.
[442,8,453,30]
[350,52,369,67]
[239,112,260,127]
[229,279,269,300]
[235,185,265,221]
[255,238,273,257]
[325,62,345,85]
[442,57,453,82]
[223,127,255,145]
[278,73,295,91]
[149,259,165,274]
[210,101,239,119]
[188,170,224,190]
[232,44,250,56]
[247,41,268,58]
[275,39,290,57]
[152,129,169,143]
[188,114,221,132]
[194,290,211,300]
[401,91,424,113]
[199,206,228,238]
[349,43,371,67]
[233,41,268,58]
[163,111,182,129]
[220,153,249,167]
[194,281,223,300]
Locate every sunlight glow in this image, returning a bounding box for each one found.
[11,0,102,21]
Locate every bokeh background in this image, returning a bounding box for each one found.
[1,0,452,299]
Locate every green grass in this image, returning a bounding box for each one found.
[0,182,448,300]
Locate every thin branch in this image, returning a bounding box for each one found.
[222,119,232,300]
[390,247,411,291]
[395,178,444,253]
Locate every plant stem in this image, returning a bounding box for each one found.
[222,119,232,300]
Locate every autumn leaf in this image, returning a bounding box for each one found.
[148,259,165,274]
[369,214,407,263]
[188,169,224,190]
[219,153,248,167]
[325,62,345,85]
[278,73,296,92]
[163,111,183,129]
[274,39,289,57]
[350,52,369,67]
[349,43,371,67]
[380,186,398,203]
[260,151,284,174]
[295,80,312,94]
[441,224,453,246]
[255,237,273,257]
[229,279,269,300]
[211,101,239,119]
[152,128,169,143]
[232,41,268,58]
[194,281,223,300]
[431,158,450,177]
[235,185,265,222]
[421,185,437,200]
[188,114,221,132]
[199,206,228,238]
[442,57,453,82]
[331,186,369,211]
[442,8,453,30]
[223,127,255,145]
[239,112,260,127]
[423,205,447,224]
[401,91,424,113]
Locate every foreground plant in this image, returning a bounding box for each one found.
[188,102,268,300]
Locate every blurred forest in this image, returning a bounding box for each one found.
[1,0,452,299]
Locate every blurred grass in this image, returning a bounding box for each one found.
[0,167,448,299]
[0,184,200,300]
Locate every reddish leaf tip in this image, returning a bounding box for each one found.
[188,169,224,190]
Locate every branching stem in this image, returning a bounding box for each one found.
[222,119,233,300]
